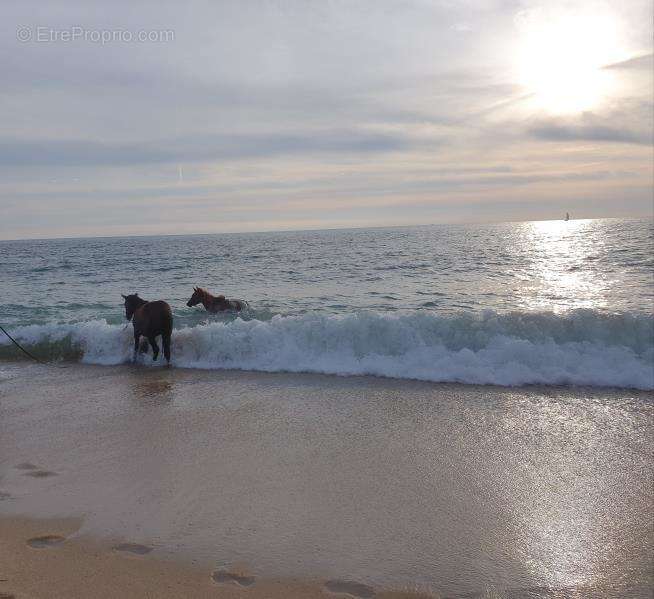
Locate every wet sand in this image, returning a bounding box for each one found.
[0,362,652,598]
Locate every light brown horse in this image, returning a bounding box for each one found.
[186,287,244,313]
[122,294,173,364]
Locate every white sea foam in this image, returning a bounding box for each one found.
[1,310,653,390]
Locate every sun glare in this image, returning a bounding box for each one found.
[515,12,625,114]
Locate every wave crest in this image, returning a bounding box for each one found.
[1,309,652,389]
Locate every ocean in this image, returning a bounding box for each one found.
[1,217,653,389]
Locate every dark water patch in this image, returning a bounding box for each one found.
[416,291,447,297]
[373,262,432,271]
[27,535,66,548]
[24,469,58,478]
[113,543,153,555]
[211,570,256,587]
[29,264,71,273]
[0,338,84,363]
[324,579,375,598]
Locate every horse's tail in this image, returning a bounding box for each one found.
[162,302,173,363]
[164,303,174,332]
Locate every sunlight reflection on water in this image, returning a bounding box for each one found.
[516,219,614,312]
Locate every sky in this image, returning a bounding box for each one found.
[1,0,652,240]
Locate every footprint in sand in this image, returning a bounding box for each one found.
[14,462,38,470]
[211,570,256,587]
[24,470,58,478]
[113,543,153,555]
[15,462,58,478]
[324,580,375,598]
[27,535,66,549]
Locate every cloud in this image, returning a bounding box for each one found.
[527,105,654,146]
[0,130,411,167]
[528,124,652,145]
[603,53,654,70]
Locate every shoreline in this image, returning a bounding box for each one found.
[2,356,653,395]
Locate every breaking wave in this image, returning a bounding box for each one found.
[1,309,652,390]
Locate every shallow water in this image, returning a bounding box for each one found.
[1,219,652,388]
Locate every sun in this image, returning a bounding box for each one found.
[514,11,625,114]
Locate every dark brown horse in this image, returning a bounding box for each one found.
[122,294,173,364]
[186,287,245,313]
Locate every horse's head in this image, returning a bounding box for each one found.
[122,293,142,320]
[187,287,204,307]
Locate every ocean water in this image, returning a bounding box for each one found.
[1,218,652,389]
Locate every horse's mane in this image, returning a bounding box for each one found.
[196,287,226,302]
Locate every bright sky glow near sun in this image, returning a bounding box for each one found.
[1,0,652,239]
[515,10,625,113]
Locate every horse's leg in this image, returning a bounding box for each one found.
[133,331,140,363]
[148,335,159,361]
[162,334,171,364]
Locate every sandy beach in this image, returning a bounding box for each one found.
[1,516,433,599]
[1,362,652,598]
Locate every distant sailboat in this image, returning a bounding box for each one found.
[564,212,570,221]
